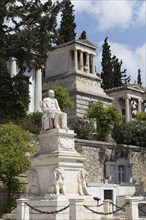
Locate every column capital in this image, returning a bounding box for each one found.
[10,57,17,62]
[126,96,131,100]
[138,98,143,102]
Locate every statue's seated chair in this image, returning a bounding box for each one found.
[41,112,54,131]
[40,101,54,131]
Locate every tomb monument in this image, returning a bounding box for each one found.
[4,90,99,220]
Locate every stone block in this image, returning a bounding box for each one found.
[76,99,87,105]
[39,128,75,154]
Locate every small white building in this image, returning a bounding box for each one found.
[106,84,146,122]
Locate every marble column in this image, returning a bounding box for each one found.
[34,69,42,112]
[144,102,146,112]
[125,96,130,122]
[74,49,78,71]
[92,55,96,74]
[9,57,17,77]
[79,51,83,71]
[28,69,35,113]
[86,53,89,73]
[138,99,142,112]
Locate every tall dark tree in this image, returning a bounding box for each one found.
[121,68,131,85]
[137,69,142,86]
[57,0,76,45]
[0,68,30,122]
[112,57,130,86]
[79,31,87,40]
[101,37,114,90]
[101,37,130,90]
[112,56,123,88]
[0,0,60,122]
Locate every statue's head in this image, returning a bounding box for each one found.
[48,90,55,98]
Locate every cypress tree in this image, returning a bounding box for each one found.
[101,37,131,89]
[121,68,131,85]
[79,31,87,40]
[137,69,142,86]
[57,0,76,45]
[112,56,123,87]
[101,37,114,90]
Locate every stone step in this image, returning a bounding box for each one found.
[3,213,16,220]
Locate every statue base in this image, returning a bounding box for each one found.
[39,128,76,154]
[29,128,86,195]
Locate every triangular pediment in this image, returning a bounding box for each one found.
[127,84,145,93]
[106,84,145,94]
[56,39,97,49]
[77,39,97,48]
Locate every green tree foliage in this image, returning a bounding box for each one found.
[121,68,131,85]
[101,37,130,90]
[87,101,121,141]
[52,85,74,110]
[0,123,35,214]
[112,56,123,88]
[137,69,142,86]
[0,0,60,69]
[57,0,76,45]
[101,37,114,90]
[16,112,43,134]
[72,117,95,140]
[0,70,30,122]
[79,31,87,40]
[112,112,146,147]
[135,112,146,121]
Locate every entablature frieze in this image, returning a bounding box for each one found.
[113,93,144,102]
[71,48,96,56]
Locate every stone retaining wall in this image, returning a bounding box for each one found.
[75,139,146,190]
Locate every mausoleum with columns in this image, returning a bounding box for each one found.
[106,84,146,122]
[43,39,113,123]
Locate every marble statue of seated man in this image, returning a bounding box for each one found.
[42,89,68,131]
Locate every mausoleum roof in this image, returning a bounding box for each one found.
[106,84,145,94]
[56,39,97,50]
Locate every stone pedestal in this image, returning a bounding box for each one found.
[29,128,85,196]
[39,128,75,154]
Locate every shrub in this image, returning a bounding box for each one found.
[72,117,95,140]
